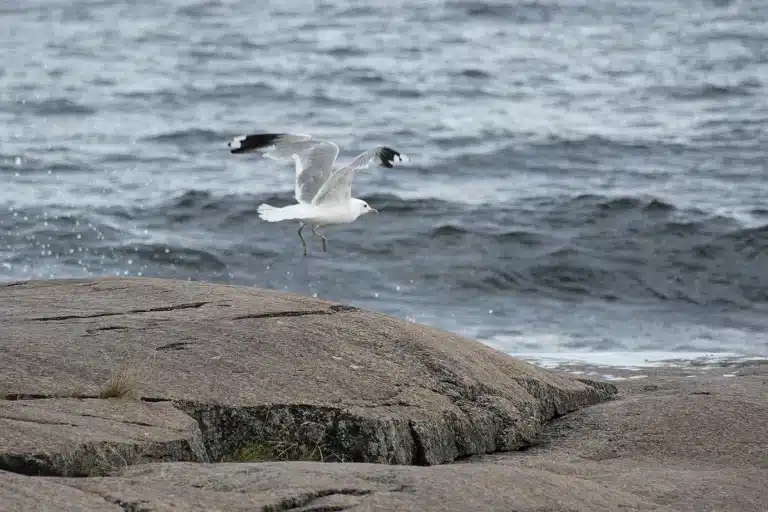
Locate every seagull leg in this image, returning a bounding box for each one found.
[297,222,308,256]
[312,225,328,252]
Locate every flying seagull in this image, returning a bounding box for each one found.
[228,133,404,256]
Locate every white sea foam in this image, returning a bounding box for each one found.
[500,350,767,371]
[480,329,768,372]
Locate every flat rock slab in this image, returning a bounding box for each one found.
[55,461,667,512]
[0,470,123,512]
[0,398,206,476]
[0,277,615,465]
[5,365,764,512]
[469,362,768,511]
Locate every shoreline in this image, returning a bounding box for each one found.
[512,350,768,380]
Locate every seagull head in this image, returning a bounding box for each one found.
[351,198,378,218]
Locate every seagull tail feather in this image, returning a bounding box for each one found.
[257,203,302,223]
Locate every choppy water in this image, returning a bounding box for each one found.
[2,0,767,364]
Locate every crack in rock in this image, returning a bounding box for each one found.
[74,282,134,291]
[408,421,427,465]
[233,304,358,320]
[3,395,193,431]
[85,326,132,335]
[3,393,56,401]
[29,302,210,321]
[109,498,152,512]
[140,397,173,403]
[155,341,196,351]
[73,412,159,429]
[265,489,372,512]
[3,415,79,427]
[4,393,99,401]
[0,454,59,477]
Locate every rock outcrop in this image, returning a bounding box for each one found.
[467,361,768,512]
[1,470,123,512]
[1,277,766,511]
[0,277,614,470]
[51,461,668,512]
[0,398,206,476]
[2,360,767,511]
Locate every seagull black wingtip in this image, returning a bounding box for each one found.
[377,146,402,168]
[228,133,283,154]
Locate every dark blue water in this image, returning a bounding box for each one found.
[2,0,767,365]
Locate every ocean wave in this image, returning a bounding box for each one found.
[357,192,768,307]
[106,243,228,272]
[184,82,283,102]
[429,224,552,247]
[142,128,229,145]
[8,97,96,117]
[653,80,762,100]
[436,231,766,306]
[446,135,679,174]
[137,190,293,230]
[448,1,556,22]
[533,134,658,153]
[9,188,763,309]
[171,190,216,209]
[4,210,137,243]
[1,157,87,175]
[176,0,228,19]
[360,194,453,214]
[540,194,681,228]
[121,82,286,108]
[567,194,676,214]
[430,224,473,238]
[710,224,768,261]
[324,45,368,58]
[452,68,493,79]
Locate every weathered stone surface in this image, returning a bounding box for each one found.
[56,461,667,512]
[0,398,207,476]
[6,363,765,512]
[0,470,122,512]
[0,277,615,465]
[469,361,768,512]
[1,277,764,511]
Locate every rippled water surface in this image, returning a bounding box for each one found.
[2,0,767,362]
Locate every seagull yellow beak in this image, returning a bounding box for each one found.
[371,207,379,214]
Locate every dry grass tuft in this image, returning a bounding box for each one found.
[54,442,149,477]
[99,365,138,399]
[227,440,335,463]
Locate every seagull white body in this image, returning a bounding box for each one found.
[228,132,404,255]
[256,201,367,225]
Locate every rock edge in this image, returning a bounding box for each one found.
[1,277,616,472]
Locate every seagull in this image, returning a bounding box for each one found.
[228,132,404,256]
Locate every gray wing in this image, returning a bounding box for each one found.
[228,133,339,204]
[312,146,403,206]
